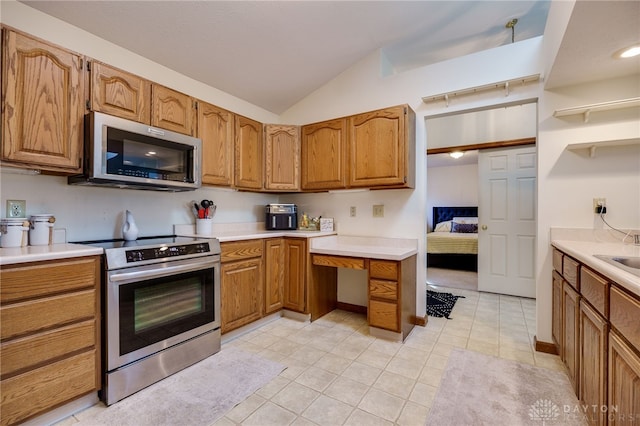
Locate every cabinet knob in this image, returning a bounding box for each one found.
[481,225,488,230]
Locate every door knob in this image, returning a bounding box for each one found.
[481,225,488,230]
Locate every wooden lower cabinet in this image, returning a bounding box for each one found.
[283,238,306,312]
[552,270,563,356]
[563,281,580,394]
[608,331,640,425]
[220,258,263,333]
[264,238,285,314]
[0,256,100,426]
[579,300,608,425]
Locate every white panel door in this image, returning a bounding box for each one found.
[478,145,536,298]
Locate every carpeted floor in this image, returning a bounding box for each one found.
[73,347,285,425]
[427,267,478,291]
[426,348,587,426]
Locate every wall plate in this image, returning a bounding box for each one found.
[6,200,26,218]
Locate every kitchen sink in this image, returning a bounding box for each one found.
[594,255,640,278]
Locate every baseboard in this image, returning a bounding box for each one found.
[534,336,558,355]
[336,301,367,315]
[413,314,428,327]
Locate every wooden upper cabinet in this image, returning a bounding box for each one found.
[89,61,151,124]
[151,84,195,136]
[264,124,300,191]
[234,115,263,190]
[199,101,234,186]
[1,29,84,173]
[301,118,348,190]
[348,104,415,188]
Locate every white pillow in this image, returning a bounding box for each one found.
[434,220,452,232]
[452,217,478,224]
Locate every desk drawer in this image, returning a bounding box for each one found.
[369,260,398,280]
[312,254,365,270]
[369,300,398,331]
[369,279,397,301]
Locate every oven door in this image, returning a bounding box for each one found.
[105,256,220,371]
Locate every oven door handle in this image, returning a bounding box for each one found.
[109,262,216,283]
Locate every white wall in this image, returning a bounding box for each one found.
[0,1,281,242]
[426,164,479,231]
[282,38,545,317]
[535,74,640,342]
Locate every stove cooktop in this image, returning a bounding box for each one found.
[73,235,199,250]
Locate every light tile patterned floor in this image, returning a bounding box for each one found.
[212,286,565,425]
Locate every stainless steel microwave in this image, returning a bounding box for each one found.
[69,112,201,191]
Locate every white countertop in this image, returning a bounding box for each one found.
[0,243,104,266]
[551,236,640,297]
[309,235,418,261]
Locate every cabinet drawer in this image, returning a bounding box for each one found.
[580,267,609,318]
[1,290,95,340]
[1,320,95,377]
[221,240,263,262]
[563,256,580,290]
[0,257,98,303]
[369,300,398,331]
[369,260,398,280]
[0,350,97,426]
[312,254,365,270]
[610,286,640,351]
[369,279,398,301]
[552,248,563,273]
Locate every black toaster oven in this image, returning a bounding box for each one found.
[265,204,297,230]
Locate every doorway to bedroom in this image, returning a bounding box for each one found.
[425,102,537,298]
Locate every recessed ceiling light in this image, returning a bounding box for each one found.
[614,44,640,59]
[449,151,464,159]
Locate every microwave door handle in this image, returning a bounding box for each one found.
[109,262,215,284]
[288,216,292,228]
[272,216,276,229]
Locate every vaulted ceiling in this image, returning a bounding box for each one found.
[19,1,640,115]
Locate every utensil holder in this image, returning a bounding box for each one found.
[196,218,213,236]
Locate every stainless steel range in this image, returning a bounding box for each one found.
[77,236,221,405]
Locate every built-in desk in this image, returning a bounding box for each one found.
[308,236,419,341]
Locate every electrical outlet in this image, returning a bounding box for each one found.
[350,206,356,217]
[6,200,26,218]
[373,204,384,217]
[593,198,606,214]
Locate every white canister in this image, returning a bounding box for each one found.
[0,218,30,248]
[196,218,214,236]
[29,214,55,246]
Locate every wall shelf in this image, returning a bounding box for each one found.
[566,138,640,158]
[421,74,540,106]
[553,97,640,123]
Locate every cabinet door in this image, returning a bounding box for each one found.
[90,61,151,124]
[301,118,347,190]
[234,115,263,190]
[579,300,608,426]
[199,101,234,186]
[283,238,306,312]
[563,281,580,394]
[151,84,195,136]
[348,105,407,188]
[220,258,263,333]
[2,30,84,173]
[608,331,640,425]
[264,124,300,191]
[264,238,284,314]
[552,271,563,355]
